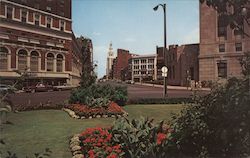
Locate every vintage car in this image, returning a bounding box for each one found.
[24,83,53,93]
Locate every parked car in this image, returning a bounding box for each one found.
[24,83,53,93]
[53,83,76,91]
[0,84,17,94]
[125,80,135,84]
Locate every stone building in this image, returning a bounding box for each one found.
[199,2,250,82]
[131,54,157,83]
[0,0,83,86]
[156,44,199,86]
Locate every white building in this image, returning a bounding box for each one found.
[106,42,115,79]
[131,54,157,82]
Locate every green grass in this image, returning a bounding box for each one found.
[0,104,183,158]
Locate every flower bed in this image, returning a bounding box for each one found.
[70,125,169,158]
[63,101,128,119]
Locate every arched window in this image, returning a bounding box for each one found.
[0,47,8,70]
[56,54,63,72]
[18,49,28,71]
[47,53,54,72]
[30,51,39,71]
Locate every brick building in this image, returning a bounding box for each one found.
[156,44,199,86]
[199,2,250,82]
[111,49,132,80]
[0,0,83,86]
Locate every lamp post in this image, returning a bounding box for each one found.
[154,3,167,97]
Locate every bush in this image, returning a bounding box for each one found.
[167,77,250,157]
[110,117,170,158]
[69,84,128,106]
[128,97,193,105]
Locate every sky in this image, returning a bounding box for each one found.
[72,0,199,78]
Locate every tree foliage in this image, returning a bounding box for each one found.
[77,36,97,88]
[200,0,250,36]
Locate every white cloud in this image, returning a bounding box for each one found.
[93,32,102,36]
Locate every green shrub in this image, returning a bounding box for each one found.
[167,77,250,157]
[69,84,128,106]
[110,117,169,158]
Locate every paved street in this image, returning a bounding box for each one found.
[9,83,210,108]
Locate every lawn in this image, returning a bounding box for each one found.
[0,104,183,158]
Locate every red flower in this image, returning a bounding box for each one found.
[88,150,95,158]
[107,153,118,158]
[157,133,166,145]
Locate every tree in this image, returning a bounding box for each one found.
[200,0,250,36]
[240,51,250,76]
[77,36,97,88]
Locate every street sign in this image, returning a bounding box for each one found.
[161,66,168,73]
[162,73,167,77]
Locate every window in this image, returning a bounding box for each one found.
[218,15,227,38]
[47,53,54,71]
[148,59,154,63]
[56,54,63,72]
[219,44,225,52]
[21,10,27,22]
[141,65,146,69]
[46,17,51,28]
[46,6,51,11]
[35,14,40,26]
[7,6,12,19]
[0,47,8,70]
[134,59,139,64]
[141,59,146,63]
[235,43,242,52]
[30,51,39,71]
[217,61,227,78]
[18,49,28,71]
[60,20,65,31]
[134,65,139,70]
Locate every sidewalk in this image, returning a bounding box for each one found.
[134,82,211,91]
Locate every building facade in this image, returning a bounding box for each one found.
[156,44,199,86]
[0,0,83,86]
[106,42,115,79]
[111,49,132,80]
[199,2,250,82]
[131,54,157,82]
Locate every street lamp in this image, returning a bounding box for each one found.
[154,3,167,97]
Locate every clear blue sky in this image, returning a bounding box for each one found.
[72,0,199,78]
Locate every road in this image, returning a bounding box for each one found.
[8,83,210,108]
